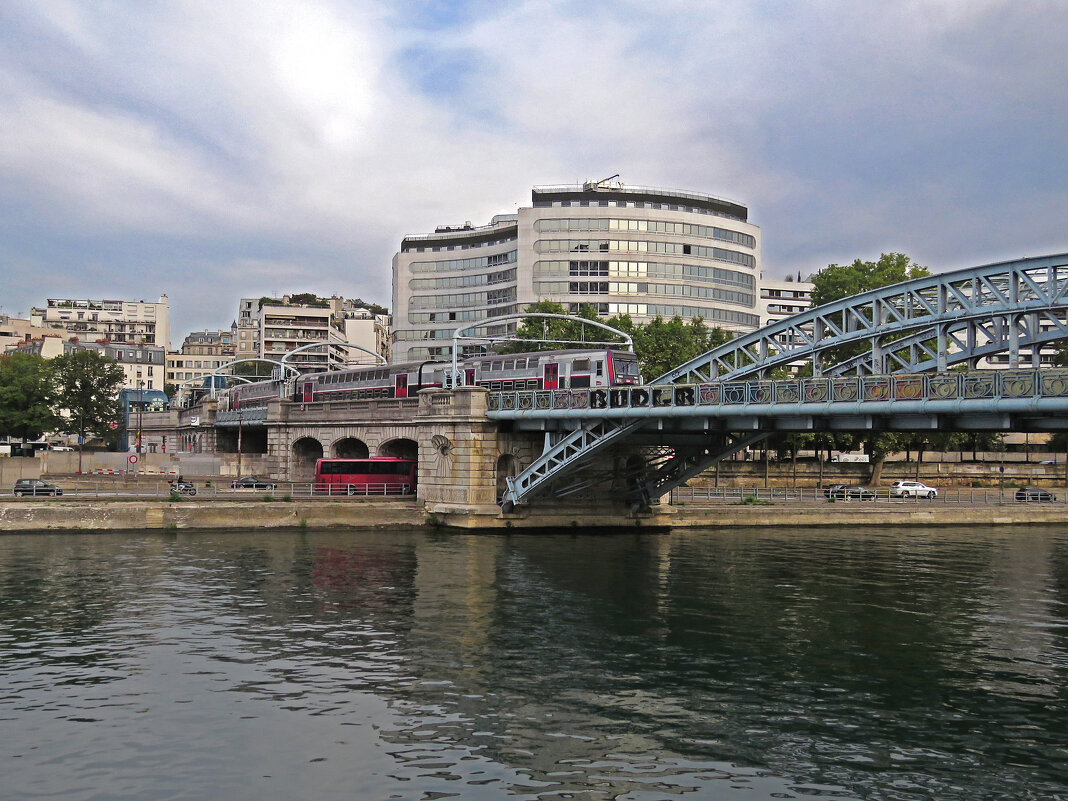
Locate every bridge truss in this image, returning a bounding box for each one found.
[498,253,1068,511]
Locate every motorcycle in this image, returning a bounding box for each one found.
[169,480,197,496]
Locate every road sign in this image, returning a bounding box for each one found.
[128,454,139,464]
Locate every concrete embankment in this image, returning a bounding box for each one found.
[0,499,423,532]
[2,498,1068,532]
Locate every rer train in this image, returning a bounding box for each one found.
[218,348,641,410]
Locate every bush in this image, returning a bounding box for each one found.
[282,494,292,502]
[262,494,274,502]
[168,491,183,502]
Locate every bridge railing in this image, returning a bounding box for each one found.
[487,368,1068,414]
[671,486,1066,504]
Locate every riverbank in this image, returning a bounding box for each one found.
[2,497,1068,532]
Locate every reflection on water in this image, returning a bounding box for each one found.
[1,527,1066,800]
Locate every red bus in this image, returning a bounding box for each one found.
[314,457,417,495]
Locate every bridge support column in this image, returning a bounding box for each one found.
[416,387,504,519]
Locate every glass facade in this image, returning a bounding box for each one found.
[536,217,756,249]
[393,184,762,361]
[535,239,755,268]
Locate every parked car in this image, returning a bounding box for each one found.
[823,483,846,498]
[13,478,63,497]
[231,477,276,490]
[827,485,877,500]
[1015,487,1057,502]
[889,480,938,499]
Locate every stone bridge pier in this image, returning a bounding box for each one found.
[414,388,538,517]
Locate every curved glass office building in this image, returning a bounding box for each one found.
[392,182,761,362]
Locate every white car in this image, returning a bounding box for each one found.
[889,480,937,499]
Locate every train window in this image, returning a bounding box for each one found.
[528,357,539,368]
[515,358,527,369]
[526,379,539,389]
[502,381,513,390]
[596,361,603,376]
[573,359,590,371]
[490,381,502,390]
[491,361,503,371]
[571,375,591,388]
[504,360,515,371]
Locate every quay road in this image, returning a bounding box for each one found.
[1,480,412,500]
[3,480,1063,507]
[670,485,1065,506]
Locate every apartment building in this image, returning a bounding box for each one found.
[0,314,57,353]
[166,326,238,388]
[237,295,389,370]
[30,296,170,349]
[392,180,762,362]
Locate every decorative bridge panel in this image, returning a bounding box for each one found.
[488,369,1068,416]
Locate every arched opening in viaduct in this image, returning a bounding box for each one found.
[292,437,324,481]
[333,437,369,459]
[496,454,519,503]
[378,438,419,460]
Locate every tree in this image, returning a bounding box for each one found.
[810,253,932,372]
[232,360,278,379]
[0,353,60,445]
[51,350,125,469]
[495,302,732,380]
[810,253,932,483]
[810,252,930,308]
[164,382,179,398]
[630,315,732,379]
[496,301,627,354]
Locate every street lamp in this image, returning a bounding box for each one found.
[136,379,145,460]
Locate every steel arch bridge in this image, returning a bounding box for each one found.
[497,253,1068,511]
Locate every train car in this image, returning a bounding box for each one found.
[461,348,641,391]
[217,348,642,408]
[218,378,287,411]
[297,361,450,403]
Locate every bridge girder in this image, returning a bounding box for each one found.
[660,253,1068,383]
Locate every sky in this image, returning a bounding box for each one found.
[2,0,1066,345]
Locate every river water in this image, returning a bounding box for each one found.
[1,526,1065,801]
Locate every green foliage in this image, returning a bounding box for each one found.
[1053,340,1068,367]
[810,252,931,308]
[168,491,183,502]
[736,496,772,506]
[260,294,328,309]
[0,353,60,442]
[348,298,389,316]
[163,382,179,398]
[809,253,931,469]
[632,316,732,380]
[496,301,621,354]
[232,360,277,378]
[256,293,388,315]
[51,350,125,445]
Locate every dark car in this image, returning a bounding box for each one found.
[827,484,877,501]
[1015,487,1057,502]
[823,483,846,498]
[231,477,276,490]
[13,478,63,497]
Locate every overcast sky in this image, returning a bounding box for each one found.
[2,0,1066,344]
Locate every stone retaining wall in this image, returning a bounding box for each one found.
[2,498,1066,532]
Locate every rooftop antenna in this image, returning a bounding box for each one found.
[583,174,621,191]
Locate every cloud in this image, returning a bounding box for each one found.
[0,0,1066,341]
